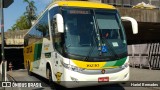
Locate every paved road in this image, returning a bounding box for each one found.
[1,68,160,90]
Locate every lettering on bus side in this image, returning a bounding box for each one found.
[26,46,33,53]
[87,64,99,67]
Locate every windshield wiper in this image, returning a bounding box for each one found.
[92,16,102,56]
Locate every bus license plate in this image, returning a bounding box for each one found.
[98,77,109,82]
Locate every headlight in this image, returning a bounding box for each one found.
[62,62,85,72]
[120,62,129,69]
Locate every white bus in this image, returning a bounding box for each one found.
[24,1,138,88]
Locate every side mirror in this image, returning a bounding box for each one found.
[121,16,138,34]
[54,14,64,33]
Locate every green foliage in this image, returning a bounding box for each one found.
[24,0,37,27]
[9,0,37,31]
[36,23,49,36]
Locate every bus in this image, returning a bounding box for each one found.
[23,1,138,88]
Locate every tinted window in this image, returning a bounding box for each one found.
[26,11,50,45]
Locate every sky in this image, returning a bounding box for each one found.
[3,0,52,32]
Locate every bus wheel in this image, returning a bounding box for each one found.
[47,67,54,88]
[46,68,52,82]
[27,63,32,76]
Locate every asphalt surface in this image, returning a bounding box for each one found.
[0,67,160,90]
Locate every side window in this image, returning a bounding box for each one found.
[36,11,50,40]
[27,11,50,45]
[49,7,64,54]
[51,18,57,36]
[49,7,59,36]
[24,36,29,46]
[52,17,63,54]
[28,28,37,45]
[55,33,63,54]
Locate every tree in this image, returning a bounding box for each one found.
[23,0,37,27]
[10,24,17,30]
[10,15,30,30]
[16,15,30,30]
[9,0,37,31]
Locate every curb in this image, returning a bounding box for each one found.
[5,74,21,90]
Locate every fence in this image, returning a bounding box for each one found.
[128,43,160,69]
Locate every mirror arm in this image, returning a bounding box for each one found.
[121,16,138,34]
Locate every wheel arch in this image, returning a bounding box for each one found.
[46,61,54,81]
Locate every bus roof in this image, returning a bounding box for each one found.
[49,1,116,9]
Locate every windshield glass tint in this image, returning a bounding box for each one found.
[62,8,127,61]
[96,14,119,30]
[95,10,127,58]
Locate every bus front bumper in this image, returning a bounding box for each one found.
[59,66,129,88]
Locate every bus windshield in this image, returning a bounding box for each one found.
[62,7,127,61]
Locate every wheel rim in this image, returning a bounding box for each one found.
[47,68,52,81]
[46,69,50,79]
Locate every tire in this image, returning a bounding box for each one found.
[54,83,66,90]
[46,67,54,88]
[46,68,52,82]
[46,67,65,89]
[27,63,32,76]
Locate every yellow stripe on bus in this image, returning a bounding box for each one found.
[51,1,116,10]
[24,44,35,71]
[72,60,106,70]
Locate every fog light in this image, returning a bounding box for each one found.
[70,77,78,83]
[124,73,128,78]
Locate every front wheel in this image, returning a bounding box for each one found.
[46,68,52,82]
[46,67,65,89]
[46,67,54,88]
[27,63,32,76]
